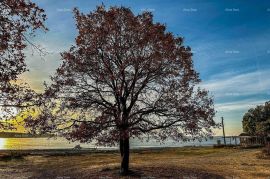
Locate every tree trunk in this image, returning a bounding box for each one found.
[120,137,129,175]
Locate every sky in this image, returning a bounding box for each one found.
[20,0,270,136]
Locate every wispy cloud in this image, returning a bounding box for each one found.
[202,70,270,98]
[201,69,270,136]
[215,99,266,112]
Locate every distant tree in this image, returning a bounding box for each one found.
[0,0,47,128]
[242,101,270,136]
[25,6,216,175]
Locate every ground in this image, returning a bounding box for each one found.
[0,147,269,179]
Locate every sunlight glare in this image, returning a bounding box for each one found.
[0,138,6,149]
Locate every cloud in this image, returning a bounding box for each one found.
[202,70,270,98]
[215,99,266,112]
[200,69,270,136]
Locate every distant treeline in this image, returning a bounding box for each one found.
[0,132,53,138]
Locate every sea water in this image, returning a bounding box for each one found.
[0,136,240,150]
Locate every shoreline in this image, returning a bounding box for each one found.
[0,146,240,156]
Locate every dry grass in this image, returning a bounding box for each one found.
[0,147,269,179]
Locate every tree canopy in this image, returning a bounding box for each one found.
[0,0,47,128]
[25,5,217,174]
[242,101,270,136]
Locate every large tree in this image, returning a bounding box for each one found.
[0,0,47,127]
[26,6,216,175]
[242,101,270,136]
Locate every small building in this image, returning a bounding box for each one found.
[239,133,268,147]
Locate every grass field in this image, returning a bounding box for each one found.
[0,147,269,179]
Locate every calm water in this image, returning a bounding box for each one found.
[0,137,240,150]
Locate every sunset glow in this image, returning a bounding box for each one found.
[0,138,6,149]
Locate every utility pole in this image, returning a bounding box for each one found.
[221,117,226,145]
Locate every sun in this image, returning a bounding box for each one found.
[0,138,6,149]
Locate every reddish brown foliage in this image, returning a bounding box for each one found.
[0,0,47,83]
[27,5,216,144]
[0,0,47,128]
[25,5,217,174]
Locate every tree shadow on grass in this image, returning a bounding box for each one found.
[28,163,225,178]
[98,166,225,179]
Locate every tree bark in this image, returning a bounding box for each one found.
[120,137,130,175]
